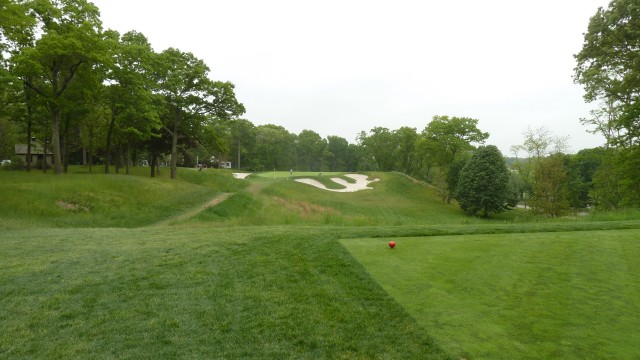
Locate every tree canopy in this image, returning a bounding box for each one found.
[154,48,245,178]
[574,0,640,146]
[421,115,489,203]
[11,0,105,174]
[574,0,640,209]
[530,155,569,217]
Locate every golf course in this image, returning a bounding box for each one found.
[1,168,639,359]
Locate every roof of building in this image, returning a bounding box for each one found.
[14,143,49,155]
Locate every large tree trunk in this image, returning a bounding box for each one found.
[104,109,117,174]
[63,138,68,173]
[126,139,131,175]
[42,140,47,173]
[26,119,32,172]
[51,105,63,174]
[169,107,181,179]
[237,140,241,169]
[88,126,94,173]
[25,83,33,172]
[115,143,122,174]
[150,154,157,177]
[48,68,63,175]
[170,124,178,179]
[62,114,70,174]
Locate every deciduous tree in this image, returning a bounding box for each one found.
[11,0,105,174]
[574,0,640,146]
[394,126,419,175]
[2,0,36,171]
[0,0,34,52]
[155,48,244,178]
[563,148,605,208]
[421,115,489,203]
[228,118,255,169]
[530,155,569,217]
[510,126,569,207]
[252,124,296,171]
[103,30,161,174]
[325,135,350,171]
[357,127,397,171]
[296,129,325,171]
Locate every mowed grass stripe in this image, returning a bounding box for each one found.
[0,227,450,359]
[341,229,640,360]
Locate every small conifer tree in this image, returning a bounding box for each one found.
[456,145,511,217]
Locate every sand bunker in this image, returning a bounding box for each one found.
[233,173,252,179]
[295,174,379,192]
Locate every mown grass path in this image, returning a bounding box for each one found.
[151,192,233,226]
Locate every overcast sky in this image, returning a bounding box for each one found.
[91,0,610,155]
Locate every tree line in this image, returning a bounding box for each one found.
[2,0,639,214]
[0,0,244,179]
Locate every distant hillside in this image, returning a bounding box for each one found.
[1,169,476,229]
[189,172,471,227]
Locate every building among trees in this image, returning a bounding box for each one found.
[14,143,53,168]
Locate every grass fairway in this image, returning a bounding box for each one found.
[0,226,448,359]
[341,229,640,359]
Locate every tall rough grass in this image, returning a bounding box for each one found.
[0,168,244,229]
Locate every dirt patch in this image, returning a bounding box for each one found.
[57,200,89,212]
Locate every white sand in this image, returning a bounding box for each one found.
[295,174,379,192]
[233,173,252,179]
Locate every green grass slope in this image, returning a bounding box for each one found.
[190,172,473,226]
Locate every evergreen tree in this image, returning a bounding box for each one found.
[456,145,512,217]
